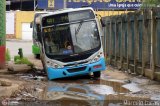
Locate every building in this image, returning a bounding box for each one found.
[6,0,35,11]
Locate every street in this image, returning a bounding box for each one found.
[0,0,159,106]
[6,40,33,59]
[0,40,159,106]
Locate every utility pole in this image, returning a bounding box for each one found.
[20,0,22,10]
[34,0,36,11]
[0,0,6,68]
[63,0,65,9]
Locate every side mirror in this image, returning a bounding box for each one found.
[30,21,33,28]
[100,18,106,27]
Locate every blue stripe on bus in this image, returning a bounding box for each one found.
[47,58,106,80]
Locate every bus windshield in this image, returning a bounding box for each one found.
[43,20,100,57]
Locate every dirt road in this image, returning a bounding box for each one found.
[0,40,159,106]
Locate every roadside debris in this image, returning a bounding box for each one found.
[15,68,47,81]
[20,75,46,81]
[0,79,12,86]
[11,88,38,102]
[124,79,132,84]
[8,62,32,74]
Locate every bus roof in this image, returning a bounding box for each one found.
[41,7,95,19]
[34,11,53,16]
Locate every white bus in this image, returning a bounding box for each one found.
[35,7,106,80]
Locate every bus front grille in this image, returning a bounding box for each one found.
[67,66,87,73]
[60,54,90,62]
[64,61,88,67]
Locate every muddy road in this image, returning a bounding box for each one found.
[1,40,159,106]
[1,69,158,106]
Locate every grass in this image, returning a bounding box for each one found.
[6,48,11,61]
[14,55,34,67]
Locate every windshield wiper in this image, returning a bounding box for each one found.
[75,20,84,35]
[75,20,84,43]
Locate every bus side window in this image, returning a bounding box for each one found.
[36,24,42,43]
[33,23,37,40]
[36,24,41,32]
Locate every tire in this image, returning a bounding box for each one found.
[35,54,40,59]
[93,71,101,78]
[41,59,47,74]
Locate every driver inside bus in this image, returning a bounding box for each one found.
[62,41,73,54]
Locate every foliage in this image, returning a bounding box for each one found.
[6,48,11,61]
[141,0,160,8]
[14,55,20,62]
[14,55,33,67]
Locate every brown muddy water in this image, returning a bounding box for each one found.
[7,74,151,106]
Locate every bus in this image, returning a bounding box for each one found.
[35,7,106,80]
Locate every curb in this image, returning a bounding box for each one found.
[6,39,32,42]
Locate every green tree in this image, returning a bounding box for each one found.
[142,0,160,8]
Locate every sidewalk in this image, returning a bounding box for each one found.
[6,39,32,42]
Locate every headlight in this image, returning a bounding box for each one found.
[46,61,64,68]
[90,52,103,63]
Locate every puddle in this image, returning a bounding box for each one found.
[100,79,130,93]
[8,72,150,106]
[53,76,131,94]
[40,83,108,106]
[122,83,141,93]
[151,95,160,100]
[30,81,144,106]
[87,85,115,95]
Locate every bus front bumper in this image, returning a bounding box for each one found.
[47,58,106,80]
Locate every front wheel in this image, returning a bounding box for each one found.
[93,71,101,78]
[41,59,47,74]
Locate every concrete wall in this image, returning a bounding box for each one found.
[15,11,35,39]
[103,9,160,81]
[96,11,132,17]
[6,12,16,39]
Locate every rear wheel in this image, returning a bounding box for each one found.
[93,71,101,78]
